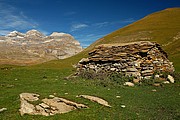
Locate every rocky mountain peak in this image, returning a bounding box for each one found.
[50,32,73,39]
[6,31,25,38]
[25,29,45,38]
[50,32,67,37]
[0,29,83,65]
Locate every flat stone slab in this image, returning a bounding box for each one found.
[19,93,88,116]
[0,108,7,113]
[77,95,111,107]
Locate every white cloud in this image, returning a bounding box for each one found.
[0,3,38,34]
[93,19,135,28]
[71,23,89,32]
[93,22,109,28]
[0,30,11,35]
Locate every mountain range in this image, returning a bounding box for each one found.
[0,30,82,65]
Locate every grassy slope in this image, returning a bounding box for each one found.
[39,8,180,71]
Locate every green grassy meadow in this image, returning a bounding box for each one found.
[0,64,179,120]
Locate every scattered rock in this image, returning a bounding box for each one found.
[153,83,161,87]
[116,96,121,98]
[49,95,55,98]
[133,79,140,83]
[20,93,40,101]
[121,105,126,108]
[77,95,111,107]
[39,103,50,109]
[19,93,88,116]
[159,77,166,81]
[19,98,37,116]
[167,75,175,83]
[124,82,135,87]
[163,81,170,84]
[0,108,7,112]
[151,89,157,92]
[42,98,76,115]
[51,97,88,109]
[154,75,160,79]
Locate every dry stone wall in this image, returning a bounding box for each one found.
[76,41,174,80]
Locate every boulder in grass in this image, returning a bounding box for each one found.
[167,75,175,83]
[124,82,135,87]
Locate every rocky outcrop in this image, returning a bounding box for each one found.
[0,30,82,65]
[76,41,174,80]
[6,31,25,38]
[25,29,45,39]
[19,93,111,116]
[19,93,88,116]
[0,108,7,113]
[77,95,111,107]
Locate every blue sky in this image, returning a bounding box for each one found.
[0,0,179,47]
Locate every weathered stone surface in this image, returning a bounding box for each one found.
[127,67,138,72]
[20,93,40,101]
[153,83,161,87]
[49,95,55,98]
[121,105,126,108]
[167,75,175,83]
[133,79,140,83]
[19,98,37,116]
[0,108,7,113]
[124,82,135,87]
[163,81,170,84]
[151,89,157,92]
[42,98,76,114]
[154,74,160,79]
[76,41,175,83]
[77,95,111,107]
[19,93,88,116]
[0,30,83,65]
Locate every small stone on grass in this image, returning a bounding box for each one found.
[0,108,7,112]
[49,95,55,98]
[116,96,121,98]
[151,89,157,92]
[121,105,126,108]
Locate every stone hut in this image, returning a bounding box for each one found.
[76,41,174,80]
